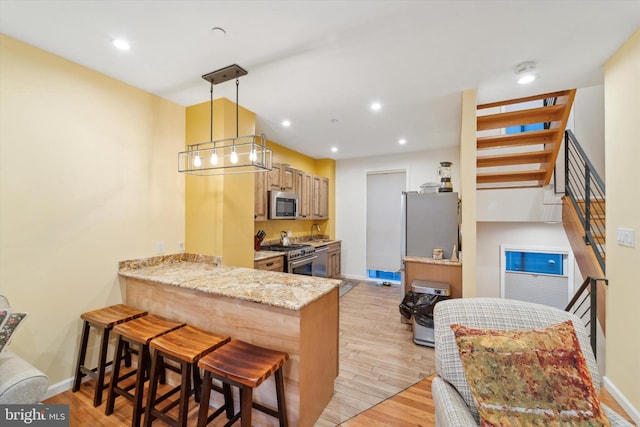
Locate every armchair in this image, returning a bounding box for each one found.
[432,297,632,426]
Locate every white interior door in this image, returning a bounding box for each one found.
[366,170,406,274]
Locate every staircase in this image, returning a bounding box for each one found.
[562,129,607,333]
[476,89,576,189]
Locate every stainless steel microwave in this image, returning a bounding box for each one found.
[269,191,299,219]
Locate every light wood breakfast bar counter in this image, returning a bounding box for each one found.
[118,253,341,427]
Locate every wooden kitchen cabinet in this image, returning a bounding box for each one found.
[268,162,295,192]
[404,259,462,299]
[254,254,285,272]
[255,162,329,221]
[312,175,329,220]
[295,169,312,219]
[327,242,341,278]
[254,171,268,221]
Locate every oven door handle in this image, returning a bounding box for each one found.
[290,255,317,267]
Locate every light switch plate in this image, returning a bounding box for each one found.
[616,228,635,247]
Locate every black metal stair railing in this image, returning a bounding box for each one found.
[564,129,606,273]
[565,276,607,357]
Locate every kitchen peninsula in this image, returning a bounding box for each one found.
[118,253,340,427]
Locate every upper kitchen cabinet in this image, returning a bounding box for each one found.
[255,162,329,221]
[254,171,268,221]
[296,169,313,219]
[312,175,329,220]
[268,162,295,192]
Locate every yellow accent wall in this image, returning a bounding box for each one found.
[185,98,256,267]
[253,141,336,244]
[0,35,185,384]
[604,29,640,412]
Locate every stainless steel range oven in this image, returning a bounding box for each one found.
[261,244,316,275]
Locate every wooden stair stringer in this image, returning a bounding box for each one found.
[542,89,576,184]
[562,196,606,333]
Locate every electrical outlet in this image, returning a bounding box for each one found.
[157,241,165,254]
[616,228,635,247]
[178,240,185,253]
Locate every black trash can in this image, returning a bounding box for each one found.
[400,280,450,347]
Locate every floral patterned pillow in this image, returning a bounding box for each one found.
[451,320,610,426]
[0,311,28,355]
[0,309,9,331]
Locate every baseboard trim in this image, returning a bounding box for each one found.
[43,365,114,401]
[44,377,74,401]
[603,375,640,425]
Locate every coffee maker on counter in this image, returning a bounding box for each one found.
[438,161,453,192]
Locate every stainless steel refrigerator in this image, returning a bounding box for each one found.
[400,191,459,288]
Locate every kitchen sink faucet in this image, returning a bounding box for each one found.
[311,223,320,240]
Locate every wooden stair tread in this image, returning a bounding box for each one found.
[150,325,230,363]
[478,89,574,110]
[112,314,185,344]
[477,104,565,131]
[477,169,547,184]
[80,304,148,328]
[477,128,559,149]
[198,340,288,388]
[477,149,554,167]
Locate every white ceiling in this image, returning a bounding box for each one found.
[1,1,638,160]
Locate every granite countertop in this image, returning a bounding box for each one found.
[306,239,341,248]
[256,239,341,252]
[404,255,462,266]
[254,250,284,262]
[119,253,341,311]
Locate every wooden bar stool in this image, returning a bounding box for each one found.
[105,314,185,427]
[72,304,148,407]
[197,340,289,427]
[143,325,231,427]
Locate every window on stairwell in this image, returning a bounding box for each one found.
[506,122,545,134]
[504,99,545,134]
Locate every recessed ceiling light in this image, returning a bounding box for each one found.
[370,102,382,111]
[399,138,407,145]
[112,39,130,50]
[282,120,291,127]
[518,75,536,85]
[331,147,338,153]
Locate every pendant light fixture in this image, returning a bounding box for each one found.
[178,64,272,175]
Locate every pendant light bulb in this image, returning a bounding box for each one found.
[249,146,257,162]
[193,151,202,167]
[210,148,218,165]
[230,146,238,164]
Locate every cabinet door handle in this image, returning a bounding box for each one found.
[266,262,274,267]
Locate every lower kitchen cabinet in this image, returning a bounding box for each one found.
[404,259,462,299]
[326,242,341,278]
[254,254,284,272]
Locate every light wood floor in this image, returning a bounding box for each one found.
[315,281,435,425]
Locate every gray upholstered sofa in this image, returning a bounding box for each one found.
[432,297,632,426]
[0,295,48,404]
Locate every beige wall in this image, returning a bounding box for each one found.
[604,29,640,412]
[184,98,257,267]
[460,89,477,297]
[0,35,185,385]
